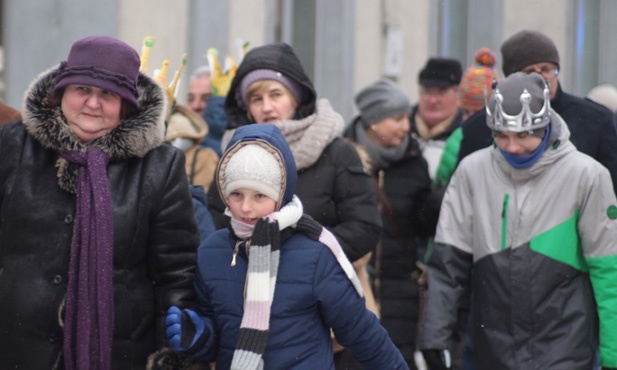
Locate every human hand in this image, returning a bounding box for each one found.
[165,306,207,351]
[421,349,451,370]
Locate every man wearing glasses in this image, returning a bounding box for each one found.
[456,29,617,194]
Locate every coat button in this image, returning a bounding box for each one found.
[64,214,73,224]
[53,275,63,284]
[49,334,58,343]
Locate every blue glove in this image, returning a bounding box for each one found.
[165,306,207,351]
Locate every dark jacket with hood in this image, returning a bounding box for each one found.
[0,67,200,369]
[344,118,437,367]
[457,83,617,193]
[209,42,381,262]
[194,124,407,369]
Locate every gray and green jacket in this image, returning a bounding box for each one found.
[418,112,617,369]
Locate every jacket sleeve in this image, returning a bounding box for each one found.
[190,251,218,361]
[148,148,201,347]
[329,139,382,262]
[592,109,617,195]
[417,166,473,351]
[314,248,408,369]
[578,163,617,368]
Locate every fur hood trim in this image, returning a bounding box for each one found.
[21,66,167,193]
[22,66,167,160]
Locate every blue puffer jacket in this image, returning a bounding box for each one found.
[193,124,408,369]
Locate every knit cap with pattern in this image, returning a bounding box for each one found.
[460,48,499,114]
[222,143,283,202]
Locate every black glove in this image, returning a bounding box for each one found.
[422,349,451,370]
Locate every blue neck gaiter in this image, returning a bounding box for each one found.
[498,124,551,169]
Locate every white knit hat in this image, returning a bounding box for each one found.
[223,144,283,201]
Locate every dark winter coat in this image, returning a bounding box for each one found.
[0,67,200,369]
[457,83,617,193]
[195,124,408,369]
[210,42,381,262]
[344,118,437,367]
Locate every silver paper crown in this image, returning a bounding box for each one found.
[485,80,551,132]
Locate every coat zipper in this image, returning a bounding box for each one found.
[501,193,510,251]
[231,239,251,267]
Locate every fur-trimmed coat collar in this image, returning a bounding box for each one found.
[21,66,167,193]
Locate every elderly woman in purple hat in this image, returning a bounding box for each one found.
[0,36,200,369]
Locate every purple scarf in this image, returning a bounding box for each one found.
[61,148,115,370]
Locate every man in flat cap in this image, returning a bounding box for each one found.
[411,57,464,181]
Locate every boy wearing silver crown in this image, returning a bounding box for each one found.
[417,72,617,370]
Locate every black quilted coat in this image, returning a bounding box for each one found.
[0,67,200,369]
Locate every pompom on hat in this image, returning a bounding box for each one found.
[500,30,560,77]
[222,143,283,202]
[459,48,500,114]
[54,36,141,107]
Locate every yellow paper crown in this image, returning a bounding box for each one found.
[208,41,249,96]
[139,36,188,116]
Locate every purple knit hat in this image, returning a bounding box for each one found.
[236,69,304,109]
[54,36,141,107]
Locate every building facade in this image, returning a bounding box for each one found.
[3,0,616,122]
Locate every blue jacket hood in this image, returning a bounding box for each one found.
[220,124,297,207]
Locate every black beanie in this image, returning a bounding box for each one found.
[501,30,560,77]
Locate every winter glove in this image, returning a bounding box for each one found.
[165,306,208,352]
[422,349,451,370]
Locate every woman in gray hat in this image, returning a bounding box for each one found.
[344,78,440,369]
[0,36,200,369]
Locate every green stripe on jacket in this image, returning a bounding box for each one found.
[587,253,617,368]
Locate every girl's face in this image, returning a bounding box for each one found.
[247,80,298,123]
[227,188,277,225]
[61,84,122,142]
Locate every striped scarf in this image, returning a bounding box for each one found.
[230,196,363,369]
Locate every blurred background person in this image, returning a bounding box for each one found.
[434,47,500,188]
[0,36,200,369]
[187,66,212,116]
[344,78,439,369]
[166,104,218,190]
[0,100,21,125]
[587,83,617,131]
[410,57,464,180]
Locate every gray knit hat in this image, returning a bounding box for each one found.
[355,79,411,127]
[501,30,560,77]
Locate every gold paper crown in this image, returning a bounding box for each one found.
[139,36,188,116]
[208,40,249,96]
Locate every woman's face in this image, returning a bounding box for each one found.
[367,113,411,148]
[247,80,298,123]
[61,84,122,142]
